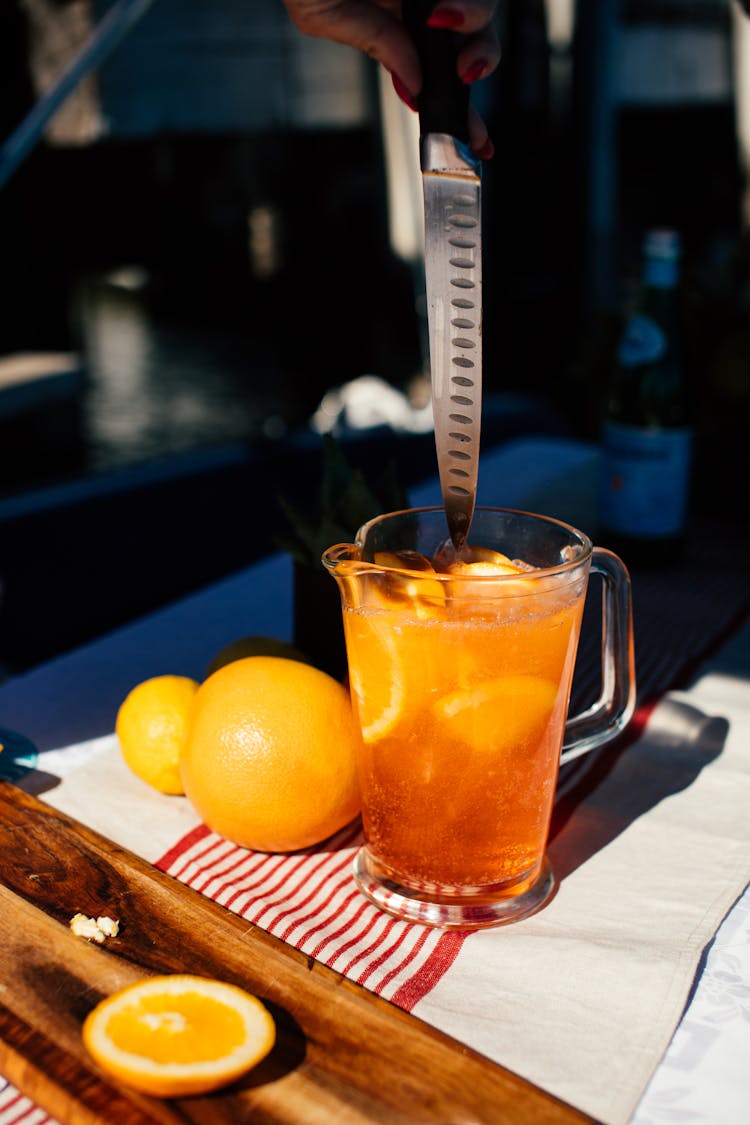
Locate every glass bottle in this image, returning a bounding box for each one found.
[598,229,693,565]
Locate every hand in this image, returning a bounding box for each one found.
[281,2,500,158]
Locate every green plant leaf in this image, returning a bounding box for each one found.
[276,435,409,569]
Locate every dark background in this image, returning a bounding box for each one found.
[1,0,748,671]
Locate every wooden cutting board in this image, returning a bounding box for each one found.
[0,781,592,1124]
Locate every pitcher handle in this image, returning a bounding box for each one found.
[561,548,636,766]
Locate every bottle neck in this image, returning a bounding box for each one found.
[639,280,679,325]
[637,251,681,333]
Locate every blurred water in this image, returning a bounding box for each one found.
[74,274,312,474]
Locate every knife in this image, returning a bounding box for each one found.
[404,1,483,550]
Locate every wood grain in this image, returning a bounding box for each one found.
[0,780,592,1124]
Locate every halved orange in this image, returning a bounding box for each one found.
[82,975,276,1097]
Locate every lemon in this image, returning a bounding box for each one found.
[116,675,199,794]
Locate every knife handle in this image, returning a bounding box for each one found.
[402,1,471,143]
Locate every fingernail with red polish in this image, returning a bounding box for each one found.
[461,58,488,84]
[427,8,465,30]
[476,138,495,161]
[391,73,417,112]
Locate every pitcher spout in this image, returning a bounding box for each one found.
[321,543,362,574]
[322,542,378,608]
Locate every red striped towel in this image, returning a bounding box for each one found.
[156,821,467,1011]
[0,1083,53,1125]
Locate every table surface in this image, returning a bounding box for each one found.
[1,435,749,1125]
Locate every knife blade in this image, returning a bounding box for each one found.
[404,1,483,550]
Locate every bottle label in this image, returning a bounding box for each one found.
[617,314,666,367]
[643,257,678,290]
[600,422,693,538]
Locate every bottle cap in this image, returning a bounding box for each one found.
[643,229,681,261]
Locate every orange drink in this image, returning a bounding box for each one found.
[324,508,635,928]
[343,566,583,891]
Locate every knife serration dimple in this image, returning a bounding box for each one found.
[421,133,482,550]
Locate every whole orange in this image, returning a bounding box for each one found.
[180,656,361,852]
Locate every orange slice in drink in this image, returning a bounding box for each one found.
[467,547,518,564]
[345,614,407,742]
[433,675,559,754]
[446,546,525,578]
[373,550,446,619]
[82,975,276,1097]
[434,542,520,570]
[373,549,435,572]
[448,560,523,577]
[442,548,544,612]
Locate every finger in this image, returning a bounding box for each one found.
[287,1,421,95]
[391,80,494,159]
[456,22,501,84]
[426,0,499,35]
[414,4,501,89]
[468,104,494,160]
